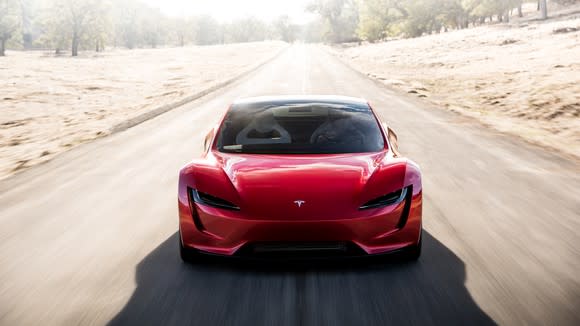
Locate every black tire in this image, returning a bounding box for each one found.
[401,230,422,261]
[179,233,199,263]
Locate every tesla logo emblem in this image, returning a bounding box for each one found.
[294,200,305,207]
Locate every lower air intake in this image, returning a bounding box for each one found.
[236,242,366,258]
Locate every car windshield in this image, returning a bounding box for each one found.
[217,100,385,154]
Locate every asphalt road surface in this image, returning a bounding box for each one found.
[1,45,579,326]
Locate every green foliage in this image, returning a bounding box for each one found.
[357,0,392,42]
[174,17,195,47]
[399,0,441,37]
[301,19,325,43]
[193,15,222,45]
[0,0,21,54]
[82,0,112,51]
[224,17,268,43]
[350,0,531,41]
[0,0,20,38]
[471,0,521,17]
[38,0,111,55]
[5,0,571,52]
[140,7,167,48]
[274,15,297,43]
[552,0,579,4]
[2,0,298,53]
[308,0,360,43]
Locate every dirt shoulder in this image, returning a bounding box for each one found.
[0,42,286,180]
[331,18,580,160]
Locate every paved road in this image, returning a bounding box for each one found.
[1,45,579,326]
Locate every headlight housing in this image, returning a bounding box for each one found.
[189,188,240,210]
[360,186,408,210]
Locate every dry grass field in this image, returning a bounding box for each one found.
[0,41,286,180]
[333,17,580,159]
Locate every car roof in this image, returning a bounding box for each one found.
[232,95,370,109]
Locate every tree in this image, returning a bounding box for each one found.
[357,0,392,42]
[85,0,112,52]
[399,0,440,37]
[308,0,359,43]
[539,0,547,19]
[273,15,296,43]
[454,0,522,26]
[193,15,221,45]
[225,17,268,43]
[140,7,167,48]
[552,0,580,4]
[112,0,140,49]
[18,0,34,49]
[0,0,21,56]
[174,17,191,47]
[302,19,324,42]
[45,0,108,56]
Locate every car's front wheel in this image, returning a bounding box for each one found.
[179,232,200,263]
[401,230,422,261]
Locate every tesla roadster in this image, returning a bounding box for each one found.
[178,95,422,262]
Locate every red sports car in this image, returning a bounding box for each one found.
[178,95,422,262]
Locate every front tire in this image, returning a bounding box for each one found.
[401,230,422,261]
[179,232,199,263]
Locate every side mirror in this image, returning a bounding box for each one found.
[386,125,400,156]
[203,128,214,153]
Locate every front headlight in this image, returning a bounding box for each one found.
[359,186,408,210]
[189,188,240,211]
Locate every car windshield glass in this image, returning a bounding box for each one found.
[217,101,385,154]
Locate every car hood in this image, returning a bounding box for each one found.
[203,152,405,220]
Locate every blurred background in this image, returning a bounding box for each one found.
[0,0,579,325]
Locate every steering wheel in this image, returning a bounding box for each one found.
[235,111,291,145]
[310,118,366,145]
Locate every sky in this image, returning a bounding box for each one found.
[139,0,315,23]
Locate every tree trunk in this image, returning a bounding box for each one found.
[22,33,32,49]
[518,5,523,17]
[539,0,548,19]
[72,32,79,57]
[0,38,5,56]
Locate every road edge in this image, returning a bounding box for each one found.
[323,45,580,164]
[110,45,290,134]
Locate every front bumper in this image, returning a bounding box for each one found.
[179,190,422,257]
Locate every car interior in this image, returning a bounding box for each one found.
[219,104,384,153]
